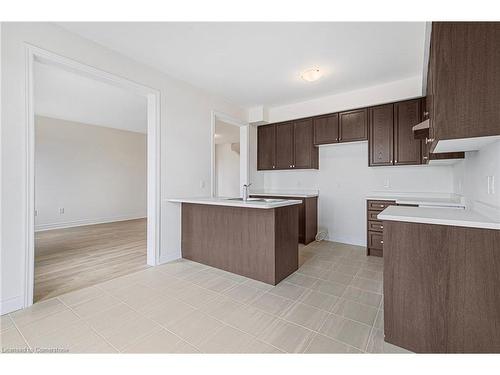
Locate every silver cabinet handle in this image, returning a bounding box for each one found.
[381,240,384,244]
[380,225,383,229]
[425,138,435,144]
[423,111,429,117]
[423,156,428,160]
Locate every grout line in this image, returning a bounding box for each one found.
[8,314,33,353]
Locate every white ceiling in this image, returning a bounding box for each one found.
[56,22,427,108]
[215,120,240,144]
[35,61,147,133]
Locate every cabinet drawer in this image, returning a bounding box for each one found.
[368,200,394,211]
[368,231,384,250]
[368,220,384,232]
[368,211,383,221]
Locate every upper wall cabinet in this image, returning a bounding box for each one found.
[257,123,276,170]
[339,108,368,142]
[428,22,500,152]
[394,99,423,165]
[313,113,339,145]
[257,120,318,171]
[369,104,394,166]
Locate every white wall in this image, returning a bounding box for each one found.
[452,141,500,217]
[260,142,455,246]
[1,22,247,314]
[254,76,455,246]
[215,143,240,197]
[35,116,147,231]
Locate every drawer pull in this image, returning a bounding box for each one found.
[380,240,384,244]
[379,205,384,207]
[380,225,383,229]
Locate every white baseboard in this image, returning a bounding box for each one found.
[159,252,181,265]
[35,213,147,232]
[325,235,365,247]
[0,295,24,315]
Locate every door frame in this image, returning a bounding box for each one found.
[210,111,249,197]
[24,44,161,308]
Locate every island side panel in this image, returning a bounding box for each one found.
[181,203,276,284]
[274,204,299,284]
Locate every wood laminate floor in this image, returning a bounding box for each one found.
[34,218,148,302]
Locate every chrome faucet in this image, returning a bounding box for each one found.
[242,183,252,201]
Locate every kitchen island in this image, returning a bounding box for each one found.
[168,197,302,285]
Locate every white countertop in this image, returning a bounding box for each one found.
[378,206,500,230]
[366,192,465,208]
[250,190,319,198]
[168,197,302,209]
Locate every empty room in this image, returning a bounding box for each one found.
[1,2,500,373]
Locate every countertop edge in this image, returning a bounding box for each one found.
[167,198,302,209]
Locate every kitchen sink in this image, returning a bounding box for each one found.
[226,197,284,203]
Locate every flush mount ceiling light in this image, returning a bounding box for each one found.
[300,68,322,82]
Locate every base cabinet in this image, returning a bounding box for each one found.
[366,200,395,257]
[384,220,500,353]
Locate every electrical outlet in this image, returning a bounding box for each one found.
[59,207,65,214]
[34,209,38,217]
[487,176,495,195]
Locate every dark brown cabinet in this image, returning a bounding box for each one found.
[257,124,276,170]
[250,194,318,245]
[257,120,318,171]
[369,104,394,166]
[293,119,316,169]
[427,22,500,149]
[394,99,422,165]
[313,113,339,145]
[275,122,294,169]
[366,199,395,257]
[339,108,368,142]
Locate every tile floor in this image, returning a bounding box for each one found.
[0,241,411,354]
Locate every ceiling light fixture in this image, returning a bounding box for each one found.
[301,68,322,82]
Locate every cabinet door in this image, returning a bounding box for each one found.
[394,99,422,165]
[313,113,339,145]
[339,108,368,142]
[369,104,394,166]
[257,124,276,170]
[293,118,317,169]
[275,122,294,169]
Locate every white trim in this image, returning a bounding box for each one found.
[35,214,147,232]
[0,296,25,315]
[210,110,249,197]
[24,44,161,309]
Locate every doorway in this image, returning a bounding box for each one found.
[25,46,161,307]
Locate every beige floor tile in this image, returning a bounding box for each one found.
[331,299,378,326]
[167,310,224,347]
[10,298,66,327]
[250,293,294,316]
[57,286,105,306]
[160,262,205,278]
[342,286,382,307]
[0,328,30,352]
[366,328,412,353]
[208,268,250,283]
[323,270,355,285]
[183,269,220,285]
[336,259,365,268]
[0,315,14,333]
[258,319,314,353]
[284,272,319,289]
[204,276,239,293]
[84,303,159,350]
[319,314,372,350]
[269,282,307,300]
[122,328,182,353]
[171,340,200,353]
[107,283,162,309]
[137,270,181,290]
[299,290,339,312]
[243,339,284,353]
[200,295,244,321]
[136,297,196,327]
[70,293,121,319]
[297,265,329,279]
[282,302,329,331]
[374,310,384,329]
[351,277,383,294]
[314,254,345,263]
[19,309,81,343]
[223,283,265,304]
[361,263,384,273]
[98,273,141,293]
[311,279,347,297]
[357,269,383,282]
[174,284,220,309]
[223,305,277,337]
[305,333,362,353]
[198,324,255,353]
[242,278,274,291]
[26,320,115,353]
[332,264,361,276]
[303,258,336,270]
